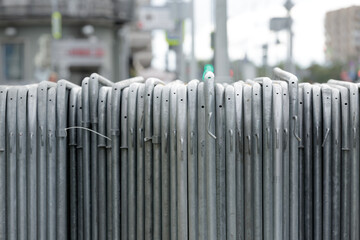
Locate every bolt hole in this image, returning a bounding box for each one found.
[180,99,183,101]
[201,105,204,108]
[228,98,231,100]
[284,93,286,96]
[300,101,302,104]
[190,89,193,91]
[20,97,22,99]
[101,100,104,103]
[156,96,159,98]
[80,107,82,109]
[72,105,74,107]
[266,85,268,87]
[219,105,222,108]
[166,100,168,102]
[85,83,87,85]
[0,91,3,93]
[30,95,33,97]
[141,96,143,98]
[276,93,279,95]
[10,98,12,100]
[115,88,117,91]
[124,116,127,119]
[345,103,348,105]
[237,94,239,96]
[148,94,150,96]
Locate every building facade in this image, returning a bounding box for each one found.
[0,0,134,85]
[325,6,360,64]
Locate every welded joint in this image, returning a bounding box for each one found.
[266,127,271,148]
[39,126,45,146]
[229,129,234,152]
[57,129,67,138]
[275,129,280,149]
[255,133,260,153]
[292,116,302,142]
[111,129,120,136]
[283,129,288,150]
[237,129,242,154]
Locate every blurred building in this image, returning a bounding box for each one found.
[0,0,152,85]
[325,6,360,64]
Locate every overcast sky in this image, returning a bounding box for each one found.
[152,0,360,70]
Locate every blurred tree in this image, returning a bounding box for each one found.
[303,62,343,83]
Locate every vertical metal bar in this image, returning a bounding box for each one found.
[106,88,113,240]
[111,83,122,240]
[81,78,91,240]
[97,87,109,240]
[249,81,263,240]
[215,83,226,240]
[177,84,188,240]
[170,83,180,240]
[128,83,140,240]
[27,85,38,240]
[17,87,28,240]
[153,84,163,240]
[243,84,253,240]
[161,85,171,240]
[47,87,57,240]
[330,84,348,240]
[233,81,244,240]
[303,84,313,240]
[297,85,304,240]
[144,79,162,240]
[69,87,80,240]
[120,87,129,239]
[274,68,299,240]
[37,82,48,240]
[136,84,145,240]
[321,85,332,240]
[89,76,99,240]
[187,80,199,240]
[330,80,360,239]
[7,87,18,240]
[311,85,323,240]
[0,86,6,240]
[225,85,236,240]
[204,72,217,240]
[280,82,290,240]
[254,78,273,240]
[272,84,283,240]
[197,82,208,240]
[56,81,69,240]
[76,89,84,240]
[330,87,341,240]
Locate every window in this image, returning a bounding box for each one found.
[2,43,24,81]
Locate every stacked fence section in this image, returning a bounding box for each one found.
[0,68,360,240]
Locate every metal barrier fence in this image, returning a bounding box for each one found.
[0,68,359,240]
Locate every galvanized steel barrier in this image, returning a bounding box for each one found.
[0,68,360,240]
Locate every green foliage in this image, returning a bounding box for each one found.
[303,62,343,83]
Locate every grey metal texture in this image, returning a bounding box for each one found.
[274,67,299,240]
[187,79,199,240]
[2,69,360,240]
